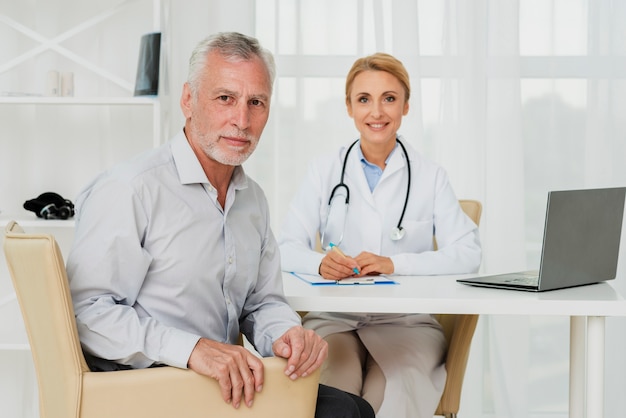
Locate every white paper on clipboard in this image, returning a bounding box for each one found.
[289,272,397,286]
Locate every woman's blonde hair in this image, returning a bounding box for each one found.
[345,52,410,104]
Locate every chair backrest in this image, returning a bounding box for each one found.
[433,199,482,251]
[459,199,482,227]
[434,198,482,343]
[433,199,482,417]
[3,221,89,418]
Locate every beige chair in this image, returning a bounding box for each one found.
[433,199,482,418]
[3,221,319,418]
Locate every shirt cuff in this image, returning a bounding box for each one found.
[159,328,202,369]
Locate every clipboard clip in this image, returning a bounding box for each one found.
[336,277,375,285]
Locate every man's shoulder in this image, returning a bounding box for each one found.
[85,143,172,195]
[115,143,173,180]
[77,143,173,202]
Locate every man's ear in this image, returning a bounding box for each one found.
[180,82,193,119]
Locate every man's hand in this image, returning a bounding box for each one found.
[187,338,264,409]
[272,325,327,380]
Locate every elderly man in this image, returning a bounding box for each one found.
[66,32,374,418]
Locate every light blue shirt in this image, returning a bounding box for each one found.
[67,130,300,369]
[357,143,398,192]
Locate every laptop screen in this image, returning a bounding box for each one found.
[538,187,626,290]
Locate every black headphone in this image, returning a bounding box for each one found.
[23,192,75,220]
[328,138,411,241]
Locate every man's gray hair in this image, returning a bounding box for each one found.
[187,32,276,94]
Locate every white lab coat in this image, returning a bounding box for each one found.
[279,139,481,418]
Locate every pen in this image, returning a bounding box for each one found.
[329,242,360,275]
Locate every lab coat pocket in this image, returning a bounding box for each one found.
[393,219,434,252]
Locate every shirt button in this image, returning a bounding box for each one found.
[228,257,233,264]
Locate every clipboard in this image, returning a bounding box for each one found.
[289,272,397,286]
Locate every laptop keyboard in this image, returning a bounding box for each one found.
[501,272,539,285]
[458,270,542,289]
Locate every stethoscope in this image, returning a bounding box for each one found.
[320,138,411,250]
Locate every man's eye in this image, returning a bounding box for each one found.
[250,99,264,107]
[218,95,230,102]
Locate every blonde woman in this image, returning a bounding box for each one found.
[279,53,481,418]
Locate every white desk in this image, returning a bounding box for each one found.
[282,272,626,418]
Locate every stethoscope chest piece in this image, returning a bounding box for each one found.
[390,226,405,241]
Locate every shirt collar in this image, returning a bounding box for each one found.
[356,139,399,166]
[171,130,248,190]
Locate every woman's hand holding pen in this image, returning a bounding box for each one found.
[318,243,361,280]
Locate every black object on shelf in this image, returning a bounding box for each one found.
[23,192,75,220]
[134,32,161,96]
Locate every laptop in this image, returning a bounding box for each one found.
[457,187,626,292]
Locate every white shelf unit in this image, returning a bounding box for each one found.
[0,94,162,224]
[0,0,167,220]
[1,0,168,212]
[1,2,167,415]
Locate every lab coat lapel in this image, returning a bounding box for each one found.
[380,145,408,182]
[343,148,376,207]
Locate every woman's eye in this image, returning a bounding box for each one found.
[385,96,396,102]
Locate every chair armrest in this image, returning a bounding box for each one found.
[81,357,320,418]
